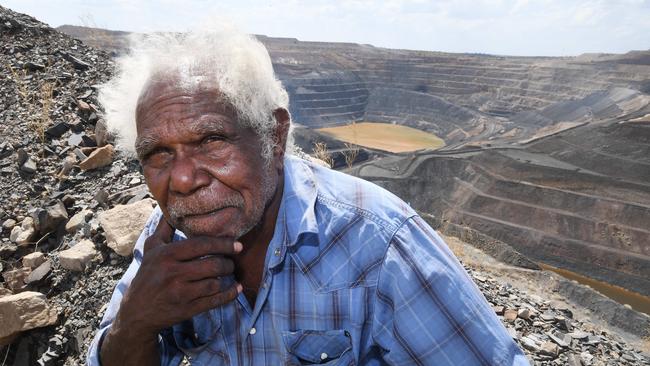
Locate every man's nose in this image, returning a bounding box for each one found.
[168,155,210,195]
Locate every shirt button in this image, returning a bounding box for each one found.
[274,248,281,256]
[249,327,257,335]
[320,352,328,360]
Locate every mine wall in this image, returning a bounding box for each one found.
[357,150,650,298]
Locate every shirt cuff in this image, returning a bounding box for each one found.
[86,325,111,366]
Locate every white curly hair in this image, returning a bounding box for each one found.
[98,24,291,161]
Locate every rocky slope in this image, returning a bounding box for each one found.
[0,6,149,365]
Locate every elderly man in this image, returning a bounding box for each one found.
[87,28,528,365]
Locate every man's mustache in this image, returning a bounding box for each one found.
[167,193,245,220]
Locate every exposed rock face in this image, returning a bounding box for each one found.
[0,292,58,345]
[98,198,155,256]
[355,116,650,297]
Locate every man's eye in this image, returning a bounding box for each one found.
[142,148,171,166]
[202,135,225,144]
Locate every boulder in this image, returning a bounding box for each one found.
[2,218,16,230]
[65,209,92,233]
[504,308,518,322]
[0,291,58,345]
[95,119,108,147]
[0,287,12,297]
[76,99,91,112]
[32,201,68,235]
[540,341,559,357]
[58,240,100,272]
[22,252,46,269]
[2,267,31,292]
[99,198,155,256]
[79,144,114,171]
[0,243,17,259]
[20,157,37,174]
[517,308,531,320]
[25,260,52,284]
[10,217,36,245]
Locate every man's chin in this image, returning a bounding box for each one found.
[171,208,243,238]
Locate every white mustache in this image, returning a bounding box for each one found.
[168,193,244,220]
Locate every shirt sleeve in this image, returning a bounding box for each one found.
[86,207,184,366]
[371,215,530,366]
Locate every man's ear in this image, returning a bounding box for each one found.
[272,108,291,158]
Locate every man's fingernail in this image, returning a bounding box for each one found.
[234,241,243,253]
[236,283,243,293]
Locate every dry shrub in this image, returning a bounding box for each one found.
[342,142,359,169]
[313,142,334,168]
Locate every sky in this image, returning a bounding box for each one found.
[1,0,649,57]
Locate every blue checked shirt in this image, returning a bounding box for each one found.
[88,156,528,365]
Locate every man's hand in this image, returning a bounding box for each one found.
[100,217,242,366]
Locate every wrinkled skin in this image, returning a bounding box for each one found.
[100,74,290,366]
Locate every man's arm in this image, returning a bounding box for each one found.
[371,215,529,365]
[87,208,241,366]
[87,208,172,366]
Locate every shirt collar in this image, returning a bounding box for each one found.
[267,156,320,270]
[281,156,320,246]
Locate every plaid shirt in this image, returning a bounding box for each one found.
[88,156,528,365]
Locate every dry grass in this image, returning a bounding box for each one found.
[318,122,445,153]
[7,63,28,102]
[34,82,54,144]
[312,142,334,168]
[342,142,359,168]
[7,63,55,145]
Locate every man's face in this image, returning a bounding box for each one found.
[135,77,278,239]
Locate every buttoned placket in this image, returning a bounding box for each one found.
[242,211,290,343]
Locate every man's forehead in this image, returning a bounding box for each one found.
[135,70,236,125]
[138,70,222,105]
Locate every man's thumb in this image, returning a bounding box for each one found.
[144,214,174,252]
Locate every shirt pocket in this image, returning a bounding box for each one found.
[282,329,355,365]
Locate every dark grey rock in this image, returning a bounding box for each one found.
[20,157,37,174]
[45,122,69,138]
[23,61,45,71]
[26,259,52,284]
[32,200,68,235]
[59,51,90,70]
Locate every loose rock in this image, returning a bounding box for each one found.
[2,267,31,293]
[25,259,52,284]
[65,209,92,233]
[98,198,154,256]
[0,291,58,345]
[58,240,100,272]
[22,252,46,269]
[10,217,36,245]
[32,201,68,235]
[79,144,114,171]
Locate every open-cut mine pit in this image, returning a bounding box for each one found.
[1,9,649,364]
